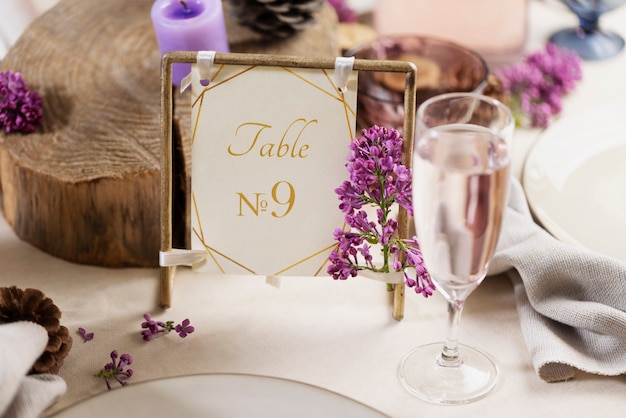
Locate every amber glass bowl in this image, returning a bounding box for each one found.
[345,35,489,133]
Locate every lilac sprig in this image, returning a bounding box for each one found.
[0,71,43,133]
[95,350,133,390]
[494,43,582,128]
[328,125,435,298]
[140,313,195,341]
[327,0,358,23]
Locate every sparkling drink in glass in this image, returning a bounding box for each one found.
[399,93,514,404]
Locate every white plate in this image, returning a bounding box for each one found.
[53,373,388,418]
[522,99,626,264]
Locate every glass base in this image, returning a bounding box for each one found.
[549,28,625,60]
[398,342,499,405]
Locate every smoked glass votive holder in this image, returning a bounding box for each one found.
[345,35,489,134]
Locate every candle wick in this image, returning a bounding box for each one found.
[179,0,190,13]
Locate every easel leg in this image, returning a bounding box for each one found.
[393,282,405,320]
[160,265,175,308]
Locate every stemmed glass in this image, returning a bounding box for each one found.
[399,93,514,404]
[549,0,626,60]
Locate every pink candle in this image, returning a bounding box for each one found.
[151,0,229,86]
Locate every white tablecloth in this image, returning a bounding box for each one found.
[4,213,626,418]
[2,1,626,417]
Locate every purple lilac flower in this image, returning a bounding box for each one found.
[141,313,195,341]
[495,43,582,128]
[0,71,43,133]
[95,350,134,390]
[141,313,167,341]
[174,319,195,338]
[400,237,435,297]
[328,126,434,298]
[77,327,94,342]
[327,0,358,22]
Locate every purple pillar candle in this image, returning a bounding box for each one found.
[151,0,230,86]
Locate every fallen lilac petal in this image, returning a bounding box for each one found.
[77,327,94,342]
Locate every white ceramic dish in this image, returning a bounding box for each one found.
[522,99,626,264]
[53,373,387,418]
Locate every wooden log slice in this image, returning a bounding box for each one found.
[0,0,338,267]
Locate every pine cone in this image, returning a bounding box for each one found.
[0,286,73,374]
[229,0,325,39]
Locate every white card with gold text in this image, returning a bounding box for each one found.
[189,61,357,276]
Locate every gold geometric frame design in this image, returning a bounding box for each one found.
[190,64,357,277]
[159,51,417,320]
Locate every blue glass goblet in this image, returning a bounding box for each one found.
[549,0,626,60]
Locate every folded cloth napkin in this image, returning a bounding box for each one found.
[0,321,67,418]
[488,178,626,382]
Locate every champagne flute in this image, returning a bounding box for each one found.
[399,93,514,404]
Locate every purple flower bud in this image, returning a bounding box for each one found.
[327,0,357,22]
[119,353,133,367]
[0,71,43,133]
[77,327,94,342]
[96,350,134,390]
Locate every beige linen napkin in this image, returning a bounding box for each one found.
[488,178,626,382]
[0,321,67,418]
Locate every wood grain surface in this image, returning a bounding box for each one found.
[0,0,338,267]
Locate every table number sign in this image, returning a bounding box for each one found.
[159,52,417,320]
[187,55,357,277]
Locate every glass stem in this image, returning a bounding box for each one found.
[438,299,465,367]
[579,15,599,33]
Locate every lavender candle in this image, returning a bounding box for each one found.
[151,0,229,86]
